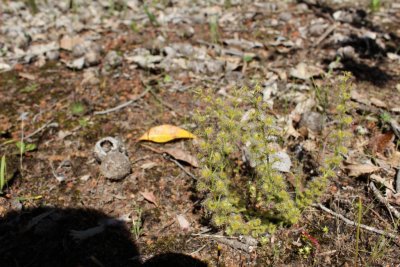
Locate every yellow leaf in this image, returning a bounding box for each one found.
[138,124,196,143]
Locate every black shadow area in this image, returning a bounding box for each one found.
[0,207,207,267]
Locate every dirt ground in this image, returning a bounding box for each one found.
[1,0,400,266]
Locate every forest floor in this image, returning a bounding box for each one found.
[1,0,400,266]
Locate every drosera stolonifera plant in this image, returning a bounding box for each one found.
[193,72,353,238]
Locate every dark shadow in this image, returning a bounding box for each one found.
[143,253,208,267]
[0,206,207,267]
[339,34,386,59]
[297,0,370,29]
[339,58,391,85]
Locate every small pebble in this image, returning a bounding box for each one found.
[299,111,324,133]
[100,151,131,180]
[104,51,122,68]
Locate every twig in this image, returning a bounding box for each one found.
[140,144,163,154]
[192,232,254,253]
[0,119,55,148]
[141,144,198,180]
[389,119,400,140]
[25,121,58,140]
[314,203,399,241]
[165,155,198,180]
[313,23,338,47]
[94,87,150,115]
[211,236,254,253]
[370,182,400,220]
[190,244,207,255]
[316,250,337,256]
[396,169,400,194]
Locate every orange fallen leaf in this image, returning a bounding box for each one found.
[140,190,158,207]
[138,124,196,143]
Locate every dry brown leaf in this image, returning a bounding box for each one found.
[286,121,301,139]
[350,90,370,106]
[48,155,67,161]
[59,35,84,51]
[370,174,395,192]
[370,97,387,108]
[388,151,400,168]
[163,148,199,168]
[18,72,36,80]
[140,190,158,207]
[344,163,380,177]
[140,162,157,170]
[0,115,11,132]
[386,191,400,206]
[368,132,395,154]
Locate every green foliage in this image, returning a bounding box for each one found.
[243,54,254,63]
[296,72,353,210]
[144,4,159,27]
[298,245,312,259]
[78,117,89,127]
[380,112,391,124]
[194,73,353,237]
[20,83,38,93]
[26,0,38,14]
[131,208,143,240]
[370,0,381,12]
[130,21,139,32]
[16,141,36,154]
[0,155,6,193]
[209,15,220,44]
[70,101,86,116]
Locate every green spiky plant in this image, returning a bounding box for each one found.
[194,73,353,238]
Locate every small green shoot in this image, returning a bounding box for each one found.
[298,245,312,259]
[70,102,86,116]
[243,54,254,63]
[16,141,37,154]
[26,0,39,14]
[130,21,139,32]
[380,112,391,124]
[144,5,159,27]
[370,0,381,12]
[164,74,172,83]
[322,225,329,234]
[224,0,232,8]
[131,208,143,240]
[78,117,89,127]
[0,155,6,193]
[15,195,43,202]
[209,15,220,44]
[20,83,38,93]
[313,79,329,115]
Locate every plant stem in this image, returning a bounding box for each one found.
[355,197,362,267]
